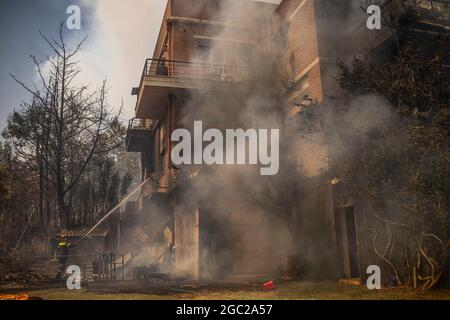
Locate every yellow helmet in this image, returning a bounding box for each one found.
[58,242,70,248]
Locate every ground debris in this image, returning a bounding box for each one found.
[1,271,49,287]
[0,294,43,300]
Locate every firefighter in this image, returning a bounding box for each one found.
[56,240,71,279]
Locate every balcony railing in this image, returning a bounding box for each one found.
[140,58,242,84]
[125,118,153,152]
[127,118,153,131]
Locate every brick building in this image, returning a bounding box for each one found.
[126,0,279,280]
[125,0,449,282]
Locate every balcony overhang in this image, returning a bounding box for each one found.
[136,76,242,119]
[135,59,244,119]
[125,118,154,152]
[126,129,153,152]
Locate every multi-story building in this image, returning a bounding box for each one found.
[125,0,449,282]
[126,0,278,280]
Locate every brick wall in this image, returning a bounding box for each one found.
[276,0,324,102]
[276,0,301,20]
[276,0,359,102]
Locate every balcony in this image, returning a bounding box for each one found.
[125,118,153,152]
[135,59,243,119]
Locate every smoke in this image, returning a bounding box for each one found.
[170,0,404,281]
[75,0,167,120]
[73,0,281,122]
[170,0,305,279]
[59,0,289,280]
[111,0,402,281]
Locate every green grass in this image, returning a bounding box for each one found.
[2,281,450,300]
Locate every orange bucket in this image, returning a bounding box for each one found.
[262,280,276,290]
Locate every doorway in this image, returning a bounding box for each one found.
[199,208,233,280]
[337,206,360,278]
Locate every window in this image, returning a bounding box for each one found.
[197,42,211,61]
[197,41,226,63]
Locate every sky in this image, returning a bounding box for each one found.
[0,0,281,132]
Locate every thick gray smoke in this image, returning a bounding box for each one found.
[138,0,400,281]
[171,0,295,279]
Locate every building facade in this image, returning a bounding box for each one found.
[126,0,279,280]
[125,0,450,282]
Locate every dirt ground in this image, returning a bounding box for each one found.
[1,280,450,300]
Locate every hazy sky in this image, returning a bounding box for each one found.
[0,0,281,131]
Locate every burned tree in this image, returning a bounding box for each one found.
[4,25,123,228]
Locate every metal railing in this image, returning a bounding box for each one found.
[141,58,243,82]
[125,118,152,150]
[92,253,125,281]
[127,118,153,131]
[0,254,125,282]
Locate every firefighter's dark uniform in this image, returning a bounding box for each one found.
[56,241,70,279]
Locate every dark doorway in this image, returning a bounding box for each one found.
[338,206,360,278]
[199,209,233,280]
